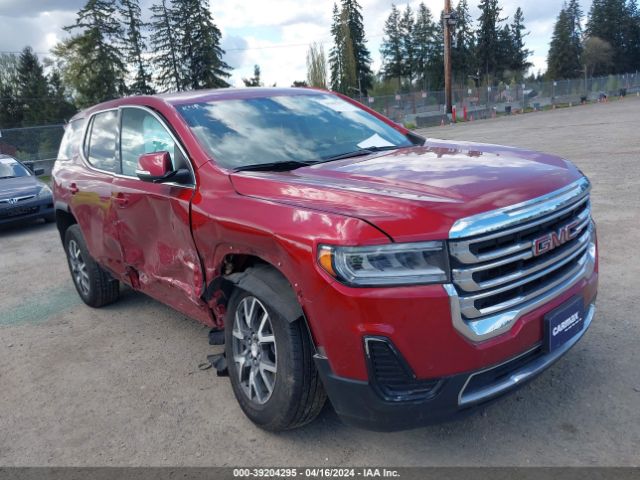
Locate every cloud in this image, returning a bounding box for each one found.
[0,0,84,18]
[0,10,76,55]
[221,35,249,70]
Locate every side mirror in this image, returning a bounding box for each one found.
[34,168,45,176]
[135,152,191,184]
[136,151,172,181]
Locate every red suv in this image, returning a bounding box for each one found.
[52,88,598,431]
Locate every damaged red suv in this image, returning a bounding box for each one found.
[52,88,597,431]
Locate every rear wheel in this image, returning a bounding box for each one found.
[64,225,120,308]
[225,286,326,431]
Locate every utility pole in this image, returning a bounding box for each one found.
[443,0,457,115]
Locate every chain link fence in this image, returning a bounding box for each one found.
[356,72,640,127]
[0,72,639,167]
[0,124,65,175]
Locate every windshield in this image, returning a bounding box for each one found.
[176,93,413,170]
[0,157,31,179]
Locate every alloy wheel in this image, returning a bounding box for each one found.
[231,296,278,405]
[68,239,90,297]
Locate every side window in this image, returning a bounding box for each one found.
[87,111,119,173]
[120,108,188,177]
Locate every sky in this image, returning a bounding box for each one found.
[0,0,593,88]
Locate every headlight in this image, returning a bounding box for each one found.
[318,241,449,287]
[37,185,52,198]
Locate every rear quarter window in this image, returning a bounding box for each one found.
[58,119,86,160]
[85,110,120,173]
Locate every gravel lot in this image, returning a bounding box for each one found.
[1,98,639,467]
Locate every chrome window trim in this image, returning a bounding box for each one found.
[444,238,596,342]
[79,105,196,190]
[449,177,591,241]
[457,302,595,408]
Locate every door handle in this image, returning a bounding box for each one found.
[69,183,79,195]
[113,193,129,207]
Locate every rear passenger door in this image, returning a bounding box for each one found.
[71,109,126,277]
[111,106,210,324]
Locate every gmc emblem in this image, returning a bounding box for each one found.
[532,220,581,257]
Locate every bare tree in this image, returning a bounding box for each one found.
[306,42,328,89]
[582,36,614,77]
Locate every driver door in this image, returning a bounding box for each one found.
[110,106,210,324]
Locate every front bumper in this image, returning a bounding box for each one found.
[0,197,54,225]
[317,302,595,431]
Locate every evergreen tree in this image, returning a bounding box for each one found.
[548,6,581,79]
[173,0,231,90]
[452,0,476,85]
[496,24,513,79]
[508,7,532,78]
[58,0,127,106]
[16,47,48,126]
[476,0,504,82]
[567,0,584,44]
[399,5,416,86]
[340,0,373,93]
[150,0,182,92]
[414,3,437,90]
[624,0,640,70]
[380,4,403,89]
[329,4,343,92]
[242,65,262,87]
[329,3,357,94]
[587,0,629,73]
[46,71,77,123]
[428,11,445,90]
[118,0,154,94]
[0,54,21,128]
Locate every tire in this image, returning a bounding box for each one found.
[64,224,120,308]
[225,287,326,431]
[44,213,56,223]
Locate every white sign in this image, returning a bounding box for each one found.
[357,134,395,149]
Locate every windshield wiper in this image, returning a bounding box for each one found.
[233,146,407,172]
[0,176,16,179]
[319,145,404,163]
[233,160,317,172]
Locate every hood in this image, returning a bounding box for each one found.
[230,140,584,241]
[0,176,44,200]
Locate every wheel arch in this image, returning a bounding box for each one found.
[55,204,77,242]
[203,254,305,326]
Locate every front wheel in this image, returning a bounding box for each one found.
[225,288,326,431]
[64,224,120,308]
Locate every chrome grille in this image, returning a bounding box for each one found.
[447,178,596,341]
